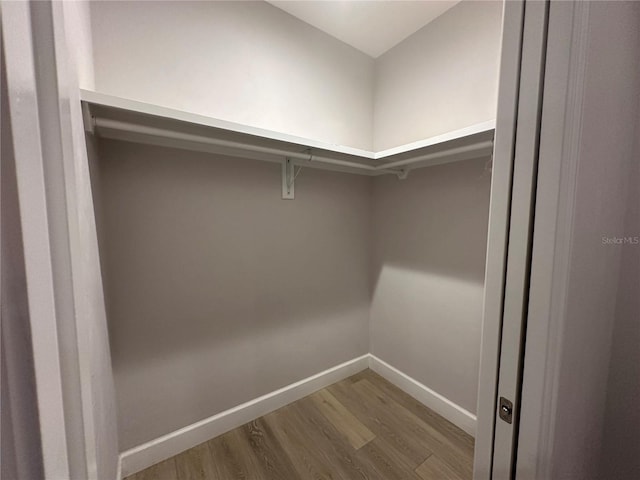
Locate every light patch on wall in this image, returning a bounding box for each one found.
[370,264,484,413]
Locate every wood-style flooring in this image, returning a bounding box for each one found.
[126,369,474,480]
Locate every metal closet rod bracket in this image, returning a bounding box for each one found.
[282,151,312,199]
[282,157,296,200]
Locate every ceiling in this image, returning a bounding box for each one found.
[267,1,460,58]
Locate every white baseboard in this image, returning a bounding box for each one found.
[120,353,476,477]
[368,355,477,437]
[119,354,369,478]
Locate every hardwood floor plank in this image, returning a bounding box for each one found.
[416,455,465,480]
[174,442,218,480]
[356,436,425,480]
[241,417,301,479]
[328,378,433,467]
[208,428,265,480]
[310,388,376,450]
[126,458,178,480]
[352,379,473,480]
[294,397,387,479]
[264,405,344,479]
[361,370,475,455]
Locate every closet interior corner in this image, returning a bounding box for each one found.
[81,1,504,479]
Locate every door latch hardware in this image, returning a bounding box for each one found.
[499,397,513,424]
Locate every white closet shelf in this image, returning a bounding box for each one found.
[81,90,495,179]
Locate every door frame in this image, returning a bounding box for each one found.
[2,2,74,477]
[474,0,532,477]
[516,1,593,478]
[475,1,595,478]
[1,1,118,479]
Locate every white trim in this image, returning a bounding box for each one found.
[491,1,550,477]
[2,3,73,478]
[516,2,590,478]
[115,458,121,480]
[368,355,477,437]
[473,2,525,478]
[119,354,369,478]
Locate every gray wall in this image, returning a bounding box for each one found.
[599,125,640,480]
[373,1,502,151]
[370,158,492,414]
[89,1,374,150]
[95,140,372,449]
[547,2,640,479]
[598,5,640,475]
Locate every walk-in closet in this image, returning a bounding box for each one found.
[0,0,581,479]
[80,2,502,479]
[5,1,640,480]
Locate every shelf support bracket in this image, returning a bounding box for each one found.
[282,158,295,199]
[397,169,409,180]
[82,102,95,135]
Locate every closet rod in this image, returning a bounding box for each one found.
[91,117,494,176]
[92,118,402,176]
